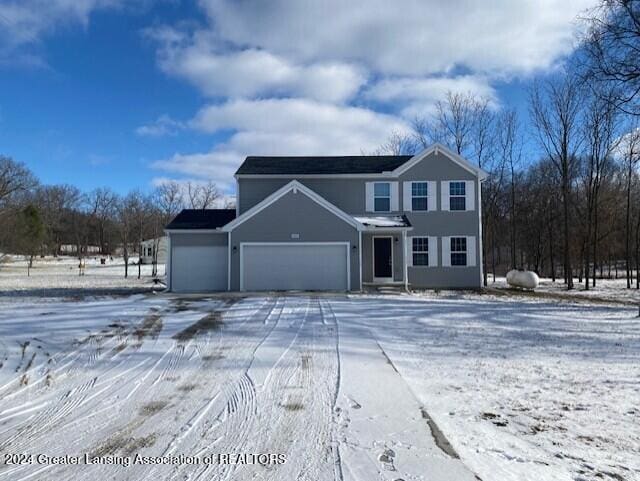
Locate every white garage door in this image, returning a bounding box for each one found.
[171,245,227,292]
[241,243,349,291]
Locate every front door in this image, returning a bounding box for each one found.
[373,237,393,281]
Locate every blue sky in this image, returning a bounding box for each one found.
[0,0,596,197]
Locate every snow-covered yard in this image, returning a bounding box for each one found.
[0,256,164,295]
[488,276,640,305]
[0,292,638,481]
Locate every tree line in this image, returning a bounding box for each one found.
[372,0,640,290]
[1,1,639,289]
[0,163,228,277]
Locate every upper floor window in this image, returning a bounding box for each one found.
[412,237,429,266]
[374,182,391,212]
[451,237,467,266]
[449,181,466,211]
[411,182,428,211]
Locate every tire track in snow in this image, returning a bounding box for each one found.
[130,297,283,481]
[226,297,339,481]
[159,297,289,481]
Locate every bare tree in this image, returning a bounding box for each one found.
[619,125,640,287]
[530,75,584,289]
[117,192,148,279]
[88,187,118,255]
[186,181,220,209]
[155,181,184,220]
[0,156,37,212]
[432,92,479,155]
[497,109,523,269]
[581,87,620,289]
[372,130,417,155]
[582,0,640,115]
[151,181,185,276]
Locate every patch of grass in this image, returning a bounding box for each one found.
[172,299,238,342]
[202,353,224,362]
[134,314,163,341]
[177,383,198,392]
[92,433,157,458]
[139,400,168,416]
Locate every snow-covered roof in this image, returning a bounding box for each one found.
[353,216,412,228]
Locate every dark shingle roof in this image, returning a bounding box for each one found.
[166,209,236,230]
[235,155,413,175]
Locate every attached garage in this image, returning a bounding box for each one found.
[165,209,236,293]
[240,243,349,291]
[171,243,227,292]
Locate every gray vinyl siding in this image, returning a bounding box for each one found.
[238,177,394,215]
[398,153,481,288]
[229,190,360,291]
[170,232,227,247]
[234,150,482,290]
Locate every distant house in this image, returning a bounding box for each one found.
[165,143,488,292]
[140,237,168,265]
[60,244,101,255]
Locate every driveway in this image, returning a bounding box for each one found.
[0,294,476,481]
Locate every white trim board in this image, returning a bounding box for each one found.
[223,180,364,232]
[239,241,351,292]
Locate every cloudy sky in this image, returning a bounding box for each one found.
[0,0,596,195]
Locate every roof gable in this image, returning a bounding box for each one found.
[394,143,489,179]
[223,180,363,232]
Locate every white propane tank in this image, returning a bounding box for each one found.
[506,269,540,290]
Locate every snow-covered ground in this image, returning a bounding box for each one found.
[488,276,640,305]
[0,293,638,481]
[0,256,164,294]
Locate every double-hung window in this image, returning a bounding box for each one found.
[449,181,466,211]
[412,237,429,266]
[450,237,467,266]
[411,182,428,211]
[374,182,391,212]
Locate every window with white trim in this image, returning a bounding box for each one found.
[374,182,391,212]
[412,237,429,266]
[411,182,428,211]
[449,181,466,211]
[451,237,467,266]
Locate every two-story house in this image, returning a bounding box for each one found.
[164,143,488,292]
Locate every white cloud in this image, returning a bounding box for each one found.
[151,150,239,191]
[199,0,596,77]
[136,114,184,136]
[0,1,123,52]
[152,98,410,190]
[365,75,499,117]
[145,0,598,193]
[147,26,366,103]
